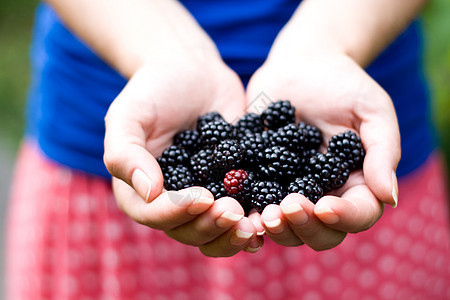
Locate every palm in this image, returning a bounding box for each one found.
[109,64,246,159]
[245,54,400,249]
[104,62,262,258]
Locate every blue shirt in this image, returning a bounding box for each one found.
[26,1,435,178]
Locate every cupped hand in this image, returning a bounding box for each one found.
[246,50,400,250]
[104,55,262,257]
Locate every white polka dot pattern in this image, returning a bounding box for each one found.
[5,144,450,299]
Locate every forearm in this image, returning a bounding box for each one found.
[44,0,219,78]
[272,0,429,66]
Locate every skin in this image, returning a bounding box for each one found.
[247,54,396,249]
[45,0,428,256]
[244,0,430,248]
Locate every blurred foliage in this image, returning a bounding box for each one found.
[0,0,449,171]
[0,0,38,151]
[423,0,450,171]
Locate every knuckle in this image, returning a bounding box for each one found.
[138,218,168,231]
[198,246,219,257]
[311,235,345,252]
[165,230,203,246]
[194,223,213,238]
[199,246,235,258]
[103,147,126,177]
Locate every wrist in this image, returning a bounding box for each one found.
[265,27,351,71]
[119,40,221,79]
[269,0,427,68]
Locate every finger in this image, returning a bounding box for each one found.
[261,204,304,247]
[248,209,266,236]
[165,197,245,246]
[114,179,214,230]
[243,234,265,254]
[356,87,401,207]
[104,94,164,202]
[314,183,384,233]
[245,210,265,253]
[280,194,347,251]
[199,217,257,257]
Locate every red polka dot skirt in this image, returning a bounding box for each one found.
[5,141,450,299]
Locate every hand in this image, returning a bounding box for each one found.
[104,55,262,257]
[246,50,400,250]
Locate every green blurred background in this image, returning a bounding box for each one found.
[0,1,449,159]
[1,1,448,297]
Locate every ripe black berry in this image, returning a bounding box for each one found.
[159,101,366,212]
[190,149,216,184]
[269,123,307,155]
[305,152,350,193]
[173,130,201,153]
[240,132,269,165]
[327,130,365,170]
[257,146,301,181]
[213,140,244,169]
[200,120,234,148]
[157,145,190,169]
[234,112,264,139]
[261,100,296,130]
[197,111,224,131]
[250,181,287,213]
[288,176,323,204]
[205,180,227,200]
[162,165,194,190]
[298,122,322,151]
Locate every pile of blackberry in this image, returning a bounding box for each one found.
[158,100,365,214]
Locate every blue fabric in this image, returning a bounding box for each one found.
[26,1,435,178]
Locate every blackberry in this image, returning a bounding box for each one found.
[305,152,350,193]
[213,140,244,169]
[173,130,201,153]
[205,180,227,200]
[240,132,269,165]
[250,181,287,213]
[224,169,249,195]
[261,129,275,141]
[157,145,190,170]
[200,120,234,148]
[257,146,301,181]
[327,130,365,170]
[196,111,224,131]
[223,170,254,214]
[288,176,323,204]
[261,100,296,130]
[301,148,319,166]
[269,123,307,155]
[162,165,194,190]
[298,122,323,151]
[190,149,216,184]
[234,113,264,139]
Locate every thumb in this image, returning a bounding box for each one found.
[244,66,281,115]
[358,92,401,208]
[104,95,164,202]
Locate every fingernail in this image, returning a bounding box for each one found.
[264,218,285,234]
[131,169,152,202]
[281,203,308,225]
[245,245,262,253]
[215,211,244,228]
[315,207,340,224]
[230,229,253,246]
[257,230,266,236]
[245,238,262,253]
[186,197,214,215]
[392,171,398,208]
